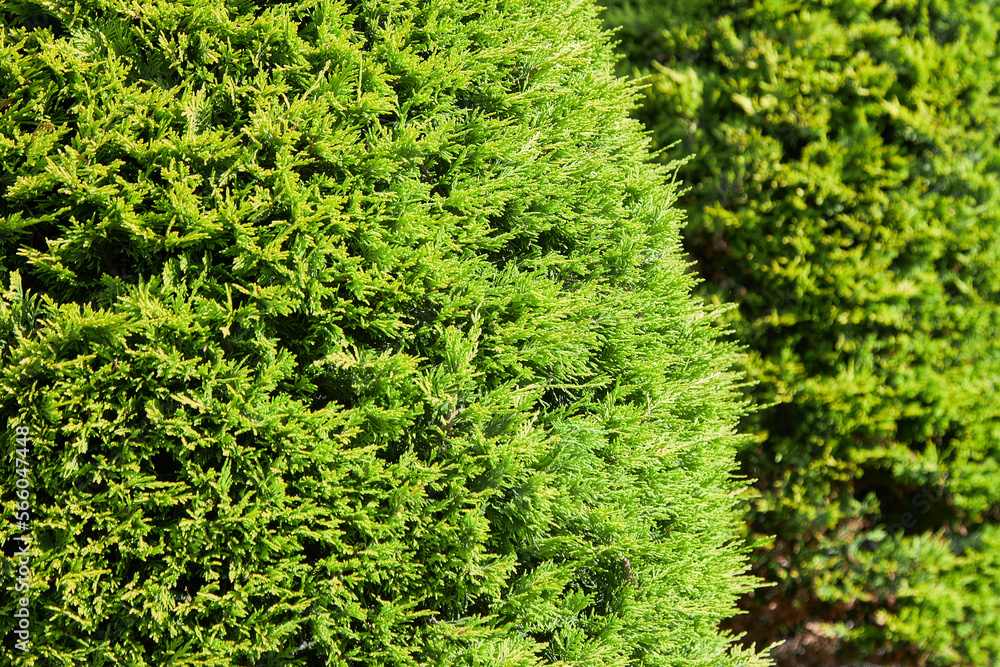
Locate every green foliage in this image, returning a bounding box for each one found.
[0,0,766,665]
[599,0,1000,664]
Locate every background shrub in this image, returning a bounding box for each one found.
[599,0,1000,664]
[0,0,766,665]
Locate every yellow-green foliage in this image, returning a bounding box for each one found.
[0,1,766,665]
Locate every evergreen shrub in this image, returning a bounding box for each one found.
[599,0,1000,664]
[0,0,767,665]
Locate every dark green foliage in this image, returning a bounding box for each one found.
[599,0,1000,664]
[0,1,765,665]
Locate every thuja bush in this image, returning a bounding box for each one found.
[599,0,1000,665]
[0,0,770,665]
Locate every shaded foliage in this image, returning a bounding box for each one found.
[600,0,1000,664]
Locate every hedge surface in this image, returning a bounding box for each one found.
[599,0,1000,664]
[1,1,766,665]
